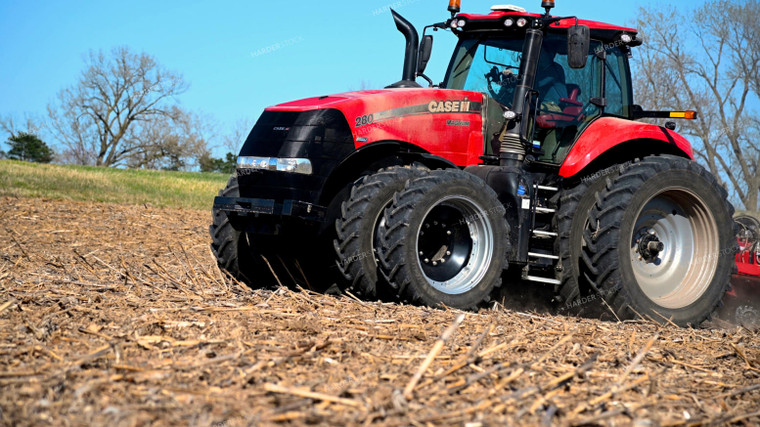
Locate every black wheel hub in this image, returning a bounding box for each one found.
[418,205,472,282]
[636,231,664,262]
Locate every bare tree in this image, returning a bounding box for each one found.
[633,1,760,211]
[48,46,190,167]
[1,114,43,139]
[126,109,213,171]
[222,118,251,155]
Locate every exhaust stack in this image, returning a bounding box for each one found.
[387,10,422,88]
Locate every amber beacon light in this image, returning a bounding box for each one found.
[448,0,461,15]
[541,0,555,14]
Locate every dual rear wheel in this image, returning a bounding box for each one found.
[568,155,736,326]
[334,168,509,309]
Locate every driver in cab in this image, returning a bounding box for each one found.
[536,48,567,114]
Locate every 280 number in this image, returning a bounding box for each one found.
[355,114,374,127]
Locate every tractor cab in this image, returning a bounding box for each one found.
[421,2,639,165]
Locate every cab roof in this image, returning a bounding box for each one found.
[455,11,638,42]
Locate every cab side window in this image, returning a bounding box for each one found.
[603,47,631,118]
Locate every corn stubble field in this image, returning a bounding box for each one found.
[1,191,759,426]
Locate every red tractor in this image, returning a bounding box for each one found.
[211,1,736,326]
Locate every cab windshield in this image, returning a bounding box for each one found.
[444,37,525,109]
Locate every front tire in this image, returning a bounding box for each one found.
[333,166,428,298]
[583,155,736,326]
[210,175,275,288]
[377,170,509,310]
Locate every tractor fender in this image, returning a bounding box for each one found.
[319,140,457,206]
[559,117,694,179]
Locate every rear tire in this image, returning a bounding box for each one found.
[210,175,276,288]
[583,155,736,326]
[377,170,509,310]
[554,166,623,315]
[334,166,428,298]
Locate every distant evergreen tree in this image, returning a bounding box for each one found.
[3,132,54,163]
[199,152,236,174]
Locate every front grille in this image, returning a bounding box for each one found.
[237,109,354,204]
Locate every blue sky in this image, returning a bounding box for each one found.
[0,0,698,154]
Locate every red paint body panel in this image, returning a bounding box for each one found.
[736,251,760,278]
[728,253,760,299]
[559,117,695,178]
[267,89,486,167]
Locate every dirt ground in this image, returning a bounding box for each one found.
[1,196,759,426]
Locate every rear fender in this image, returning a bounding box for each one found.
[559,117,694,179]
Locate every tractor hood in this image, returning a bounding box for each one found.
[264,88,487,167]
[267,88,483,115]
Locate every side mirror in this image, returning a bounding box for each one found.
[567,24,590,69]
[417,35,433,74]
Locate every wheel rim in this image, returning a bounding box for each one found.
[415,195,495,295]
[629,187,719,309]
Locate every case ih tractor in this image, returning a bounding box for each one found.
[211,0,736,326]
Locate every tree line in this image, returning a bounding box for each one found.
[1,46,239,173]
[2,0,759,211]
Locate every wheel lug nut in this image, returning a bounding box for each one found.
[432,261,438,266]
[434,221,438,226]
[419,251,424,255]
[446,251,451,256]
[447,230,452,235]
[424,258,430,263]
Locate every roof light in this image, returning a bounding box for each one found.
[517,18,528,27]
[504,18,515,27]
[448,0,461,14]
[621,33,633,43]
[491,4,527,12]
[457,19,466,28]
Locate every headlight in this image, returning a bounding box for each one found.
[237,156,313,175]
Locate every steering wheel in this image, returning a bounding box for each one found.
[485,66,518,106]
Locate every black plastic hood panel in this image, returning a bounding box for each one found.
[237,109,354,204]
